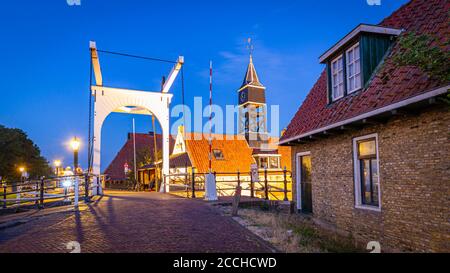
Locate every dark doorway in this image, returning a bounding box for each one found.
[299,155,313,214]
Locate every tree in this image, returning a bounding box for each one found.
[0,125,52,182]
[136,147,162,169]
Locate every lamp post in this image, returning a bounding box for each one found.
[70,137,80,175]
[18,167,26,185]
[54,160,62,176]
[17,166,26,204]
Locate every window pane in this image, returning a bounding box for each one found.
[351,78,356,90]
[361,159,371,205]
[359,140,376,157]
[355,74,361,89]
[346,44,361,93]
[269,157,280,169]
[371,159,379,206]
[259,157,268,169]
[355,45,360,58]
[331,56,344,100]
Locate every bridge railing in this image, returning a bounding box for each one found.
[164,169,292,201]
[0,174,101,210]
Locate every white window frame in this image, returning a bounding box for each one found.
[346,43,362,93]
[331,55,344,101]
[256,155,282,170]
[353,133,382,212]
[296,152,311,211]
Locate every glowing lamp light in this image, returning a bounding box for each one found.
[18,167,25,173]
[54,160,62,167]
[62,179,72,188]
[70,137,81,151]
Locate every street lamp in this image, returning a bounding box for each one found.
[70,137,80,175]
[16,166,26,194]
[54,160,62,176]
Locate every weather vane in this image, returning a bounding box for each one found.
[246,38,254,57]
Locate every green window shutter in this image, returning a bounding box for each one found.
[361,34,394,87]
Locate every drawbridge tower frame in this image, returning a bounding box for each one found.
[89,41,184,194]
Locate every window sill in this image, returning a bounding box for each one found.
[355,205,381,212]
[347,87,362,94]
[331,95,344,102]
[328,88,364,106]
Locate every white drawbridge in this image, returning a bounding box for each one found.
[89,41,184,195]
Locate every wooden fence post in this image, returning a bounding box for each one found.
[191,168,196,198]
[250,171,254,199]
[264,168,269,200]
[39,177,45,208]
[84,174,90,202]
[2,182,7,209]
[237,170,241,188]
[283,167,288,202]
[35,180,39,206]
[232,186,242,216]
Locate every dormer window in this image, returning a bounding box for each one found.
[213,149,224,160]
[331,55,344,100]
[320,24,402,104]
[346,43,361,93]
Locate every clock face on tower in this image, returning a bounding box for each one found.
[239,90,248,105]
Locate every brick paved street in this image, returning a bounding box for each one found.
[0,191,274,253]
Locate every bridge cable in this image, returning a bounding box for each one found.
[181,66,186,134]
[87,52,93,172]
[96,49,176,64]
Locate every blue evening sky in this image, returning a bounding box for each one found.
[0,0,409,171]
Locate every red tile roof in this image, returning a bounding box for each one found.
[169,152,192,169]
[104,133,174,180]
[185,133,256,173]
[281,0,449,143]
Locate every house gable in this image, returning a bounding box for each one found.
[281,0,449,145]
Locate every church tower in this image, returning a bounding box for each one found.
[238,53,268,148]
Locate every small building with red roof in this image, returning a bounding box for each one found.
[104,132,175,182]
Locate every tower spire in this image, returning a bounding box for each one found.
[247,38,254,59]
[238,38,267,148]
[241,38,263,89]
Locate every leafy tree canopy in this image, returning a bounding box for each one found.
[0,125,52,182]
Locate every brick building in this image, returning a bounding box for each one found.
[280,0,449,252]
[104,132,174,181]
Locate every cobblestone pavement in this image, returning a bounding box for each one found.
[0,191,274,253]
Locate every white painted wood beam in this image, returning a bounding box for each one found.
[162,56,184,93]
[90,41,103,86]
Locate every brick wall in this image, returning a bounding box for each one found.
[290,105,450,252]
